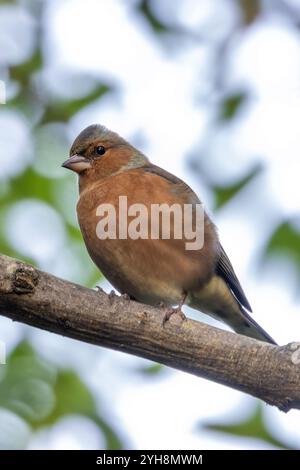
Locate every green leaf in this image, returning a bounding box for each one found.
[1,168,76,220]
[66,223,84,242]
[0,0,17,5]
[138,0,168,33]
[2,168,56,207]
[86,268,103,288]
[213,164,262,209]
[265,220,300,267]
[9,48,43,87]
[202,403,291,449]
[40,84,111,124]
[93,415,125,450]
[8,342,56,386]
[137,363,165,376]
[0,342,124,449]
[220,92,247,121]
[0,341,57,424]
[9,341,35,360]
[41,370,124,449]
[43,370,95,423]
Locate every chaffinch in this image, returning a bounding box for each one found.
[62,124,276,344]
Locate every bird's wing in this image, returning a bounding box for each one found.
[143,165,201,205]
[144,165,253,312]
[216,244,252,312]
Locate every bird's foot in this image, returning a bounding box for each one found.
[108,289,117,305]
[158,301,167,309]
[162,293,187,325]
[121,292,131,301]
[162,306,186,325]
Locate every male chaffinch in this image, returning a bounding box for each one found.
[62,124,276,344]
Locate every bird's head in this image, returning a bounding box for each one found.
[62,124,148,188]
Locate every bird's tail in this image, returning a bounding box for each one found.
[188,275,277,345]
[230,305,277,344]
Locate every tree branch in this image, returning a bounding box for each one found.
[0,253,299,412]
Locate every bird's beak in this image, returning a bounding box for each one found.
[62,154,92,173]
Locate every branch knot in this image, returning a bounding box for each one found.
[13,264,39,294]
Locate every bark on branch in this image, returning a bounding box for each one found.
[0,253,299,412]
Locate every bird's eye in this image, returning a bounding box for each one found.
[96,145,106,156]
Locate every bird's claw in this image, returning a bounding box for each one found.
[162,307,186,325]
[108,290,117,305]
[158,301,167,309]
[121,292,131,301]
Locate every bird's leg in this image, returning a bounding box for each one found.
[158,301,167,309]
[108,289,117,305]
[162,293,187,325]
[108,290,133,305]
[121,293,131,301]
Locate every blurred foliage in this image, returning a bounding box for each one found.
[213,164,262,209]
[136,363,164,376]
[40,84,111,125]
[239,0,261,25]
[138,0,168,33]
[10,48,43,86]
[0,0,122,449]
[0,0,299,451]
[202,403,293,449]
[264,221,300,273]
[219,91,247,121]
[0,341,123,449]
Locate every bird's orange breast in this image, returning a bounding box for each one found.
[77,169,218,306]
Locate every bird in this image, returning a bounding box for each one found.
[62,124,276,344]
